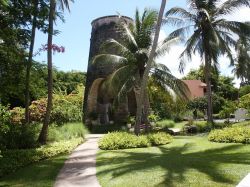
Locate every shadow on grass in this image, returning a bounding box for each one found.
[0,154,67,187]
[97,140,250,186]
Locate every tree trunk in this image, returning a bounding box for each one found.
[38,0,55,144]
[204,53,213,124]
[25,0,38,124]
[134,0,167,135]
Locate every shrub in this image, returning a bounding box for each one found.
[208,126,250,144]
[99,132,150,150]
[48,123,88,142]
[99,132,172,150]
[10,107,25,125]
[148,132,172,145]
[0,138,83,177]
[0,124,39,150]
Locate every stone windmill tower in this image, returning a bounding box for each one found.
[84,15,134,125]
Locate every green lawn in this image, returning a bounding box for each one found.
[96,136,250,187]
[0,154,67,187]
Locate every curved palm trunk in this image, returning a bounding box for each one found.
[38,0,55,144]
[134,0,167,135]
[25,0,38,124]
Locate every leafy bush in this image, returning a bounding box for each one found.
[11,93,83,125]
[99,132,150,150]
[48,123,88,142]
[148,132,172,145]
[99,132,172,150]
[0,124,39,149]
[0,138,83,177]
[208,127,250,144]
[239,93,250,112]
[0,104,38,149]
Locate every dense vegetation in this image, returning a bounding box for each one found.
[99,132,172,150]
[208,126,250,144]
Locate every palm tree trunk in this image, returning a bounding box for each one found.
[38,0,55,144]
[25,0,38,124]
[134,0,167,135]
[204,53,213,124]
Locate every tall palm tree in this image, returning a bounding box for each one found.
[233,35,250,84]
[38,0,73,144]
[134,0,167,134]
[93,8,189,134]
[165,0,250,124]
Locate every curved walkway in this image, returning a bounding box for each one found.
[54,134,103,187]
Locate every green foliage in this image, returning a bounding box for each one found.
[98,132,172,150]
[183,121,212,134]
[48,123,88,142]
[0,124,39,150]
[0,104,38,149]
[239,85,250,97]
[239,93,250,111]
[10,91,83,125]
[148,113,160,122]
[147,132,172,146]
[0,138,83,177]
[99,132,150,150]
[218,100,237,119]
[208,127,250,144]
[155,119,175,128]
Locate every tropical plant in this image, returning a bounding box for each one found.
[233,34,250,84]
[93,8,188,134]
[38,0,74,144]
[165,0,250,124]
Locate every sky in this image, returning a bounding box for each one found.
[33,0,250,87]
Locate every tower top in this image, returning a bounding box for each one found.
[91,15,133,29]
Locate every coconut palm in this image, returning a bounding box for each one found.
[38,0,73,144]
[165,0,250,124]
[92,8,189,134]
[233,35,250,84]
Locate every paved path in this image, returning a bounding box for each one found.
[54,134,103,187]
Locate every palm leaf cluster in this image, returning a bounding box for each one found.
[233,35,250,83]
[165,0,250,122]
[92,9,189,106]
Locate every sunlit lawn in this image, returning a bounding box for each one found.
[97,135,250,187]
[0,154,67,187]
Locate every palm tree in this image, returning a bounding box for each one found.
[38,0,73,144]
[233,35,250,84]
[165,0,250,124]
[93,8,189,134]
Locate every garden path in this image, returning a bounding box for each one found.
[54,134,103,187]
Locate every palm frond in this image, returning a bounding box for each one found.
[101,38,133,57]
[91,54,127,66]
[155,35,180,58]
[215,0,250,16]
[165,7,196,21]
[152,68,190,100]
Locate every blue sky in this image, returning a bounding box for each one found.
[33,0,186,72]
[33,0,249,86]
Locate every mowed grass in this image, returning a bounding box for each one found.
[0,154,67,187]
[96,136,250,187]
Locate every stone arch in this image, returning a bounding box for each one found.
[87,78,105,114]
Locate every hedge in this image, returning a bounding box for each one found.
[0,138,83,177]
